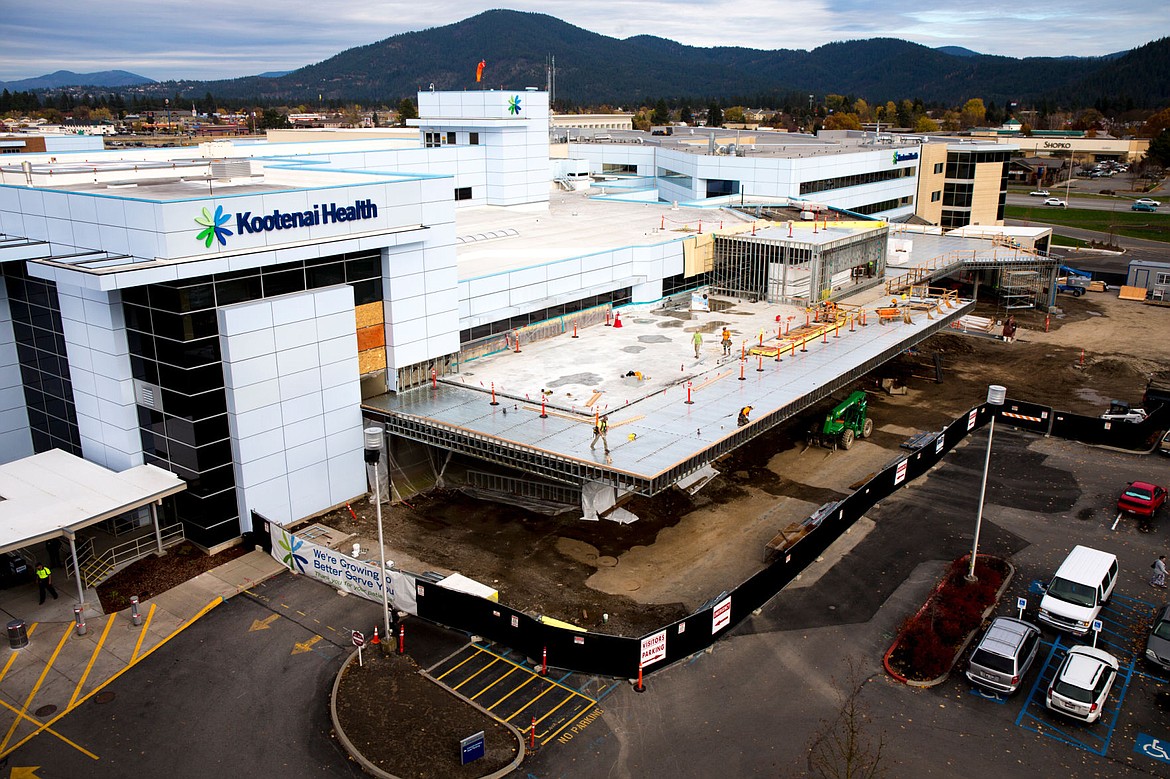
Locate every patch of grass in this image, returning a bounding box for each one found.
[1006,205,1170,243]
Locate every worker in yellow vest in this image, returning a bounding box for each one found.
[36,563,58,604]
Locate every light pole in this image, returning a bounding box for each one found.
[968,385,1006,581]
[364,426,391,642]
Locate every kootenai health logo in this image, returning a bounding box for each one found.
[277,530,308,573]
[507,95,522,115]
[195,205,234,247]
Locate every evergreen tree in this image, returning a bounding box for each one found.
[706,102,723,128]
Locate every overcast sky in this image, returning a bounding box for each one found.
[2,1,1167,82]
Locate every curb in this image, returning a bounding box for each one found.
[330,648,525,779]
[883,557,1016,687]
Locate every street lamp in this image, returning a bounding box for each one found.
[364,426,391,642]
[968,385,1007,581]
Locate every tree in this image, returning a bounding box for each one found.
[723,106,746,124]
[1020,122,1034,137]
[823,113,862,131]
[882,101,897,125]
[258,108,288,129]
[632,108,652,132]
[651,98,670,126]
[808,661,888,779]
[897,100,914,129]
[959,98,986,128]
[914,115,939,133]
[852,99,871,122]
[1148,129,1170,168]
[706,102,723,128]
[396,98,417,126]
[1142,106,1170,138]
[679,104,693,125]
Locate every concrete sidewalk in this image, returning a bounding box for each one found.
[0,549,285,760]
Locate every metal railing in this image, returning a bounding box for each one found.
[68,522,186,588]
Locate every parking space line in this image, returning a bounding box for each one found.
[504,680,559,722]
[70,611,117,709]
[470,666,519,701]
[469,642,598,706]
[432,645,485,682]
[0,596,222,762]
[452,656,501,692]
[485,673,538,710]
[0,698,97,760]
[541,699,597,745]
[531,688,578,730]
[1015,634,1138,757]
[130,602,157,661]
[0,623,71,753]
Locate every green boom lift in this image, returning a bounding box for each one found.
[807,391,874,450]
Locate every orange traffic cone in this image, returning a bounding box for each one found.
[613,311,623,328]
[371,627,381,645]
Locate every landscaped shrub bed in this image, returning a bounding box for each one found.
[887,555,1010,682]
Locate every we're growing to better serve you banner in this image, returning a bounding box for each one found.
[269,524,417,615]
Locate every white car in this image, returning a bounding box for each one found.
[1100,407,1148,423]
[1044,198,1068,208]
[1134,198,1162,207]
[1046,645,1119,723]
[1029,190,1050,197]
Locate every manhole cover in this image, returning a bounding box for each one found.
[34,704,56,717]
[94,691,116,705]
[624,579,641,592]
[597,556,618,567]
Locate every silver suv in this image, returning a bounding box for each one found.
[966,617,1042,694]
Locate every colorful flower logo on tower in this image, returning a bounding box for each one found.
[507,95,522,115]
[276,530,308,573]
[194,205,233,247]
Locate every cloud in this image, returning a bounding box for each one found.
[0,1,1165,82]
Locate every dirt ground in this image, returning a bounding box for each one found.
[334,649,518,777]
[318,290,1170,639]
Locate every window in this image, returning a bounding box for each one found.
[799,167,908,195]
[1157,272,1170,286]
[446,131,456,145]
[934,162,944,174]
[931,191,941,202]
[455,187,472,201]
[469,132,479,145]
[424,131,440,148]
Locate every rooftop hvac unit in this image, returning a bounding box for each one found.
[210,159,252,180]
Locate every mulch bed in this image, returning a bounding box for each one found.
[886,555,1010,682]
[334,649,518,778]
[96,541,250,613]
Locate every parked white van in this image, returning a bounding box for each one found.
[1038,546,1119,635]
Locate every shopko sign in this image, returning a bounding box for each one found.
[194,199,379,247]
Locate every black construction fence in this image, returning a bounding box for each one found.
[278,395,1166,680]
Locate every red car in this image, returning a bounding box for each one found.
[1118,481,1167,519]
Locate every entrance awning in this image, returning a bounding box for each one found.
[0,449,186,555]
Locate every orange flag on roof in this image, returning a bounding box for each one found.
[476,59,486,83]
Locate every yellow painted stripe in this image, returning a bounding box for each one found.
[485,673,538,710]
[0,622,38,687]
[541,701,597,746]
[0,623,71,753]
[434,645,485,682]
[471,666,516,701]
[0,597,222,761]
[532,690,576,729]
[504,681,559,722]
[452,656,500,692]
[70,612,117,709]
[0,698,98,760]
[471,645,596,706]
[130,603,157,661]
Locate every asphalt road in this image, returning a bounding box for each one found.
[8,428,1170,778]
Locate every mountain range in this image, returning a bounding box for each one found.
[0,69,155,91]
[4,11,1169,109]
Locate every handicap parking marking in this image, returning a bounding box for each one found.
[1135,733,1170,764]
[968,686,1008,704]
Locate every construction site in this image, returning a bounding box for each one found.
[303,209,1153,639]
